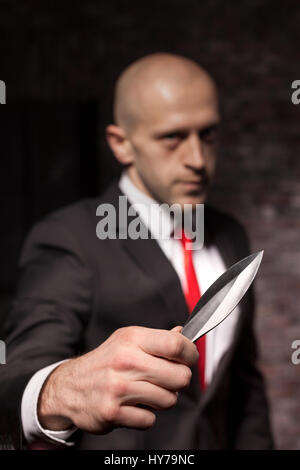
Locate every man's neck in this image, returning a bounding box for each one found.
[126,167,155,200]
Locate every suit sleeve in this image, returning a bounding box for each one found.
[0,215,93,449]
[228,220,274,449]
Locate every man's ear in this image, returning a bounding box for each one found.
[106,124,134,165]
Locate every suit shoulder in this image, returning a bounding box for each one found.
[205,204,251,251]
[205,204,246,231]
[29,179,120,235]
[21,179,121,264]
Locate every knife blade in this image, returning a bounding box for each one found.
[181,250,263,342]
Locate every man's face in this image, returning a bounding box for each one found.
[126,76,220,207]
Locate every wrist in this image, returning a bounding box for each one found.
[37,361,74,431]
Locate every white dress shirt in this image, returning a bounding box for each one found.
[21,170,240,445]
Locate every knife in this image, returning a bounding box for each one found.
[181,250,264,342]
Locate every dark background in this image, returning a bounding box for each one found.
[1,0,300,449]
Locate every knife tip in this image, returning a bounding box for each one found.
[255,250,264,265]
[253,249,264,256]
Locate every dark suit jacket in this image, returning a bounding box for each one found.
[0,179,273,450]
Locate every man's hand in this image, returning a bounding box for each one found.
[38,326,198,434]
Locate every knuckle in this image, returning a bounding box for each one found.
[112,350,137,371]
[141,411,156,429]
[185,344,199,367]
[117,326,140,343]
[189,343,199,366]
[165,392,178,409]
[108,374,128,397]
[113,327,128,341]
[193,344,199,362]
[179,366,192,389]
[102,402,120,424]
[169,334,185,359]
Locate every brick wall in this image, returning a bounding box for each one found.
[1,0,300,449]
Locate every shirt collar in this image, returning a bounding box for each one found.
[118,170,204,248]
[118,170,180,241]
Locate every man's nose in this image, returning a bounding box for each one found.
[185,133,205,169]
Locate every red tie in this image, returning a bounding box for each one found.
[180,230,206,390]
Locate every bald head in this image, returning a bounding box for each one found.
[107,53,220,207]
[113,53,218,134]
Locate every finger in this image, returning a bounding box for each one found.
[121,380,178,410]
[117,405,156,430]
[112,347,193,391]
[137,327,198,367]
[138,353,193,391]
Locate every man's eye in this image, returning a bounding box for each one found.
[164,133,184,141]
[199,127,219,143]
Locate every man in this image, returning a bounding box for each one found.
[0,53,273,449]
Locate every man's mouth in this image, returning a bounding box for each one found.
[178,179,208,191]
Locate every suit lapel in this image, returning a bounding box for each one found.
[205,206,238,269]
[121,235,189,326]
